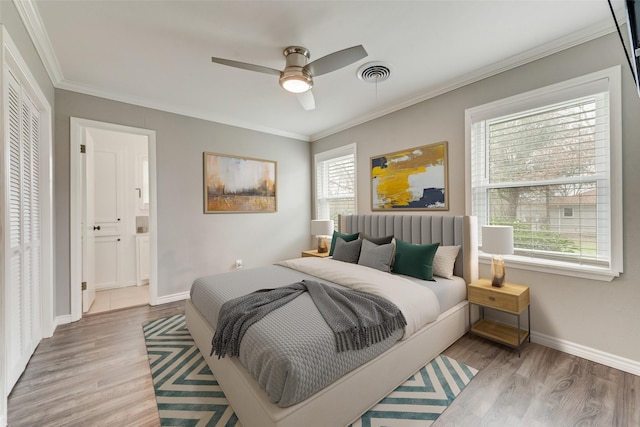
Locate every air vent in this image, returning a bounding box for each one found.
[357,62,392,83]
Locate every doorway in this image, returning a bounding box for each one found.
[70,118,158,321]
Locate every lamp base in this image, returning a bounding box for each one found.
[317,236,328,253]
[491,255,506,287]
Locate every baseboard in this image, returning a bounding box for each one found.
[54,314,72,328]
[96,281,137,291]
[152,291,190,306]
[532,331,640,376]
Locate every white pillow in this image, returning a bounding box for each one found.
[432,245,461,279]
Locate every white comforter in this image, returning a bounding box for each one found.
[277,257,441,339]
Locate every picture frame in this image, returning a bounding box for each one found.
[203,152,277,213]
[371,141,448,211]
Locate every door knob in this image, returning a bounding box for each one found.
[93,225,101,231]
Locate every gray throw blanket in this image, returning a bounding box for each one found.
[211,279,407,358]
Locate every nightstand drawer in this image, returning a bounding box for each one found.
[468,279,530,314]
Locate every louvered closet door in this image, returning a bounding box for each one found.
[5,68,42,393]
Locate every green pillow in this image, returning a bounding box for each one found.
[392,240,440,281]
[329,231,360,256]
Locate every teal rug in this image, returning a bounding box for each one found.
[144,314,477,427]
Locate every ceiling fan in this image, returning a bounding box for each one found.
[211,45,368,110]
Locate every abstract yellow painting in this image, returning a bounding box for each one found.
[371,142,448,210]
[204,152,277,213]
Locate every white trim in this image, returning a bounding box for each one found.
[313,143,357,221]
[70,118,158,321]
[69,120,82,321]
[11,0,64,85]
[153,291,190,306]
[54,315,72,328]
[0,413,5,427]
[532,331,640,376]
[466,66,623,280]
[148,137,159,306]
[479,254,618,282]
[314,143,357,163]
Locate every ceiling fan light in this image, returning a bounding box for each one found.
[279,69,313,93]
[281,78,310,93]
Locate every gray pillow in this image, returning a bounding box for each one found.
[361,234,394,245]
[358,239,394,272]
[332,237,362,263]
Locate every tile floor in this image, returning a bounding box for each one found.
[86,284,149,315]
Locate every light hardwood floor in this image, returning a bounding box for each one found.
[7,301,183,427]
[87,284,149,314]
[7,302,640,426]
[440,335,640,427]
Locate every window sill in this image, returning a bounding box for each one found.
[479,253,620,282]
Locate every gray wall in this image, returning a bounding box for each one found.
[55,90,311,314]
[313,31,640,364]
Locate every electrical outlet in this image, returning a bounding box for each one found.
[235,259,243,269]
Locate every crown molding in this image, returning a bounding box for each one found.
[12,0,63,85]
[57,79,311,142]
[310,16,621,141]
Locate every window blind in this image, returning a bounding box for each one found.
[471,93,612,267]
[315,145,356,228]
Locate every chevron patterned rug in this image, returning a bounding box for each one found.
[144,314,477,427]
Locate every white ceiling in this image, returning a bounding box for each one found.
[26,0,625,141]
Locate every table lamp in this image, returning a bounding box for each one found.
[311,219,334,253]
[482,225,514,287]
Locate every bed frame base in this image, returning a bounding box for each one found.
[185,299,469,427]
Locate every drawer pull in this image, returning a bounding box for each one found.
[488,296,496,301]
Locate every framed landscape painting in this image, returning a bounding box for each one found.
[204,152,277,213]
[371,141,448,210]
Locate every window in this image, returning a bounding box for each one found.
[314,144,357,228]
[467,67,622,280]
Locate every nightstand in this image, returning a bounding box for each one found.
[301,249,330,258]
[468,279,530,356]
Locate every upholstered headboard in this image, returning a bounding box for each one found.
[339,214,478,284]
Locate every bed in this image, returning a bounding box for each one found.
[185,214,478,427]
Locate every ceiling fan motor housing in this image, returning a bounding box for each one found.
[279,46,313,93]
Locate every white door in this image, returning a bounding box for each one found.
[82,131,96,312]
[70,118,157,321]
[4,68,42,393]
[93,144,124,290]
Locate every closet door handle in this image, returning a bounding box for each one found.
[93,225,101,231]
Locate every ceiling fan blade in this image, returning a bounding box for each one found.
[296,90,315,110]
[305,45,368,77]
[211,57,281,76]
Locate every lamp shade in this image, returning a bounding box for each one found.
[310,219,334,236]
[482,225,514,255]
